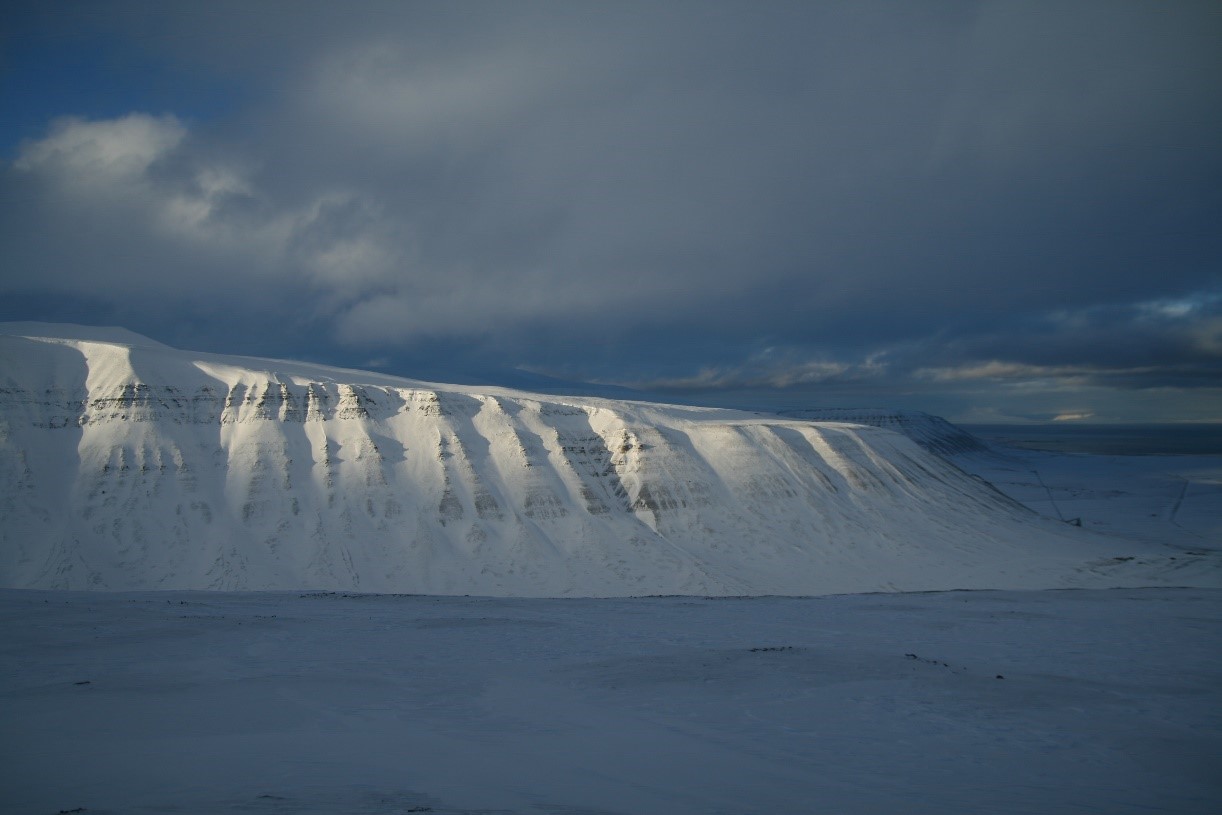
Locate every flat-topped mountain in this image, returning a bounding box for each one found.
[0,324,1205,595]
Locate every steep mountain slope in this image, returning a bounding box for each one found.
[0,325,1206,595]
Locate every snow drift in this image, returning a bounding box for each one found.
[0,324,1202,595]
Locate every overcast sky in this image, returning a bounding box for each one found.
[2,1,1220,422]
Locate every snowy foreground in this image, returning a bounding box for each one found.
[4,588,1221,815]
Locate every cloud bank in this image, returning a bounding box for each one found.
[2,1,1220,421]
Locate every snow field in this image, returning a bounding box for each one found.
[2,588,1219,815]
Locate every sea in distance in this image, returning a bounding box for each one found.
[964,423,1222,456]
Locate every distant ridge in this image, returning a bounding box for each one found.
[0,324,1208,595]
[780,408,991,457]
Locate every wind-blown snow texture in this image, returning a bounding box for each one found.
[0,324,1208,595]
[5,588,1220,815]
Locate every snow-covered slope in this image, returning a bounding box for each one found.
[781,408,990,457]
[0,325,1208,595]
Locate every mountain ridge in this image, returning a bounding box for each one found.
[1,324,1211,595]
[779,408,991,457]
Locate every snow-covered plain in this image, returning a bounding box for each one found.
[3,587,1221,815]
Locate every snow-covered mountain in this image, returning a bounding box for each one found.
[0,324,1208,595]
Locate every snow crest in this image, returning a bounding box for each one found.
[780,408,990,457]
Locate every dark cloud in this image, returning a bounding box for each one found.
[2,1,1220,420]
